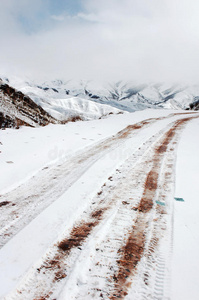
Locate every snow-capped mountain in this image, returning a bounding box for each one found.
[7,76,199,114]
[1,75,199,129]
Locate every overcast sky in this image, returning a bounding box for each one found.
[0,0,199,82]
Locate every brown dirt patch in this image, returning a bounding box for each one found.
[39,208,107,287]
[0,201,10,207]
[58,221,98,252]
[116,121,152,139]
[122,201,130,205]
[91,209,104,219]
[57,208,106,253]
[110,218,146,299]
[138,170,159,213]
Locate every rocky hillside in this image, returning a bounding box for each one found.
[0,79,57,129]
[189,97,199,110]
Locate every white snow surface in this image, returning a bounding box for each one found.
[35,97,122,121]
[0,109,170,194]
[172,117,199,300]
[0,109,199,299]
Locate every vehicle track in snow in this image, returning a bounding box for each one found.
[4,114,198,300]
[0,112,187,248]
[0,117,157,248]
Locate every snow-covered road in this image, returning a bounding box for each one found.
[0,110,198,299]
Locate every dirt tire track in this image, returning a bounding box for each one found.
[109,117,197,299]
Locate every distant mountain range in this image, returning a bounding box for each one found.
[1,76,199,129]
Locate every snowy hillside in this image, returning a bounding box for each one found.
[41,97,123,121]
[2,77,125,121]
[0,79,57,129]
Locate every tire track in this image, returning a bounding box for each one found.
[0,112,188,248]
[3,118,171,300]
[0,117,157,248]
[2,114,198,300]
[125,136,177,300]
[59,116,197,300]
[109,117,193,299]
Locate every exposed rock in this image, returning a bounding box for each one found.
[0,81,58,129]
[189,97,199,110]
[52,88,58,93]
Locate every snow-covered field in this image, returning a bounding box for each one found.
[0,109,173,193]
[172,117,199,300]
[0,109,199,299]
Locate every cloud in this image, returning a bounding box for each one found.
[0,0,199,83]
[51,15,65,22]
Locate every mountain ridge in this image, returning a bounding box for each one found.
[1,76,199,129]
[8,77,199,111]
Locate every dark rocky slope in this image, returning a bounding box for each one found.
[189,98,199,111]
[0,79,57,129]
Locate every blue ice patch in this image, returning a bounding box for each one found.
[174,197,185,202]
[156,200,166,206]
